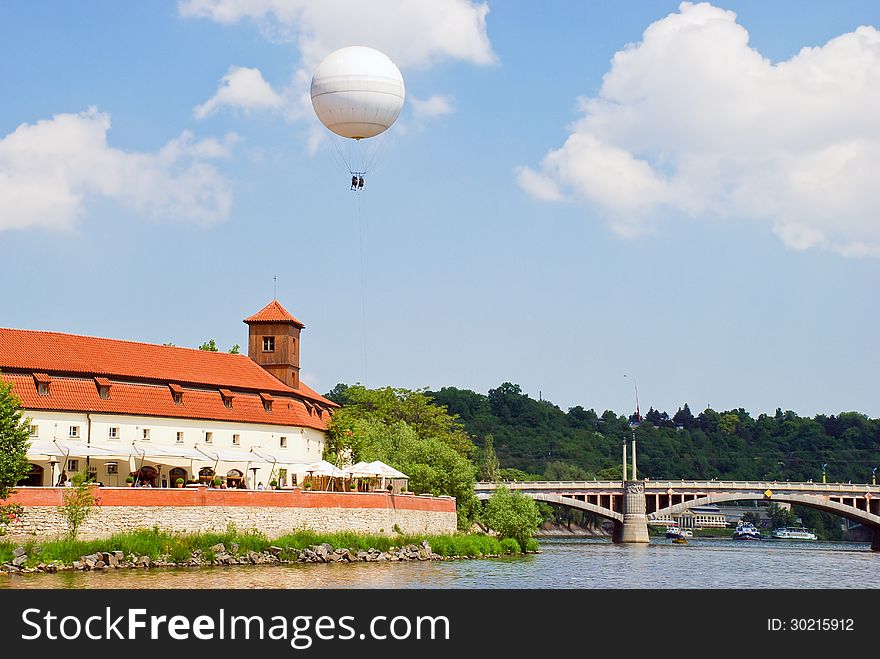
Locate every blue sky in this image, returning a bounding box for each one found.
[2,1,878,419]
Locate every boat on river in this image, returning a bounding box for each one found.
[733,521,762,540]
[665,524,693,541]
[771,526,817,540]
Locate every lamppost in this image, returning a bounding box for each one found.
[624,374,640,481]
[821,463,827,484]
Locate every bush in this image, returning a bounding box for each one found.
[61,473,96,539]
[175,478,184,486]
[481,485,541,552]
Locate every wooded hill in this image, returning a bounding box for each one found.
[426,382,880,485]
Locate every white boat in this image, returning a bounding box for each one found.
[771,526,817,540]
[665,524,693,540]
[733,521,762,540]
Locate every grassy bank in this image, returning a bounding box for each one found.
[0,527,538,568]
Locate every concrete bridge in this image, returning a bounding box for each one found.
[475,479,880,550]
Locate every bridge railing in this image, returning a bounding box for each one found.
[475,480,623,490]
[474,480,880,494]
[643,480,880,494]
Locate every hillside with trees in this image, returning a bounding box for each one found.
[325,381,879,539]
[427,383,880,485]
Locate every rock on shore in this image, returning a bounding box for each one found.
[1,539,504,574]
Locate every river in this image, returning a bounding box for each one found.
[2,537,878,589]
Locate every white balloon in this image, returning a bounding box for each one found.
[310,46,405,140]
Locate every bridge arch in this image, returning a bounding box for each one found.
[651,493,880,529]
[476,491,624,523]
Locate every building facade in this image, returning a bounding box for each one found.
[1,301,337,489]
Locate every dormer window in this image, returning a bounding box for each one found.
[220,388,235,410]
[262,336,275,352]
[169,383,184,405]
[259,392,274,412]
[34,373,51,396]
[95,377,112,399]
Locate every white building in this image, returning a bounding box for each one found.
[1,301,337,489]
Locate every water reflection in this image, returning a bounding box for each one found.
[1,538,877,589]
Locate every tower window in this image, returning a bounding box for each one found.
[262,336,275,352]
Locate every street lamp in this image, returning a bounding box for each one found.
[821,463,828,484]
[623,375,640,481]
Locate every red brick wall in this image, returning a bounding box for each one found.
[8,487,456,513]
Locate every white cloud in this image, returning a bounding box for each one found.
[178,0,495,69]
[182,1,491,136]
[518,2,880,256]
[194,66,286,118]
[409,94,455,119]
[0,108,233,232]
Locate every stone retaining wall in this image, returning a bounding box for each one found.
[3,487,458,540]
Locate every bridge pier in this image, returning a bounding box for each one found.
[612,481,650,544]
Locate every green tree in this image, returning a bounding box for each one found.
[228,344,241,354]
[339,418,478,529]
[766,502,797,529]
[482,485,542,552]
[498,467,541,482]
[326,385,475,460]
[478,435,501,482]
[61,472,97,539]
[199,339,219,351]
[741,511,761,526]
[543,460,593,480]
[0,375,31,500]
[325,386,479,529]
[719,413,740,435]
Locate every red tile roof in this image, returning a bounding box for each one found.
[243,300,304,327]
[0,327,334,408]
[3,373,329,431]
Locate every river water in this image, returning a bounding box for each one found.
[2,537,878,589]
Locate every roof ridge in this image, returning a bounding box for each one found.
[0,326,249,358]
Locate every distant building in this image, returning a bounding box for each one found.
[1,300,337,489]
